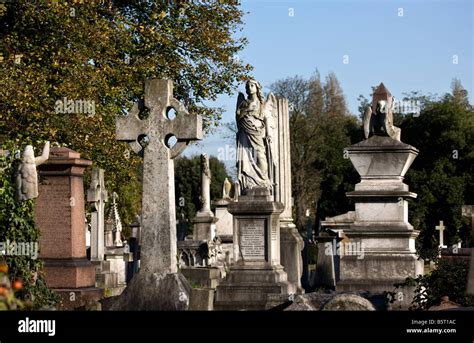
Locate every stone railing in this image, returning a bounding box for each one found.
[177,237,223,268]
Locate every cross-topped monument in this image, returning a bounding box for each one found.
[110,79,202,310]
[436,221,447,248]
[116,79,202,274]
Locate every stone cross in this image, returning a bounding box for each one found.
[436,221,447,248]
[87,168,108,261]
[116,79,202,274]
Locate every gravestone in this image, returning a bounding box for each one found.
[101,192,128,295]
[311,233,338,290]
[213,179,234,263]
[105,192,123,247]
[87,168,108,262]
[274,98,304,294]
[192,154,218,241]
[322,84,423,309]
[214,187,290,310]
[435,221,447,248]
[109,79,202,310]
[126,215,141,283]
[215,80,293,309]
[213,178,233,237]
[35,147,102,309]
[181,155,224,301]
[272,97,304,294]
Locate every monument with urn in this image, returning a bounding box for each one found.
[321,83,424,308]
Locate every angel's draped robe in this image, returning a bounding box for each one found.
[236,99,272,194]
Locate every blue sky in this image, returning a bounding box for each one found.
[185,0,473,173]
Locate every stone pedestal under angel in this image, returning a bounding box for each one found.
[235,79,278,195]
[15,141,50,202]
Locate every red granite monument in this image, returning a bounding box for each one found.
[35,147,102,309]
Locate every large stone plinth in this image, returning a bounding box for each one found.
[35,147,103,309]
[331,136,423,308]
[214,188,290,310]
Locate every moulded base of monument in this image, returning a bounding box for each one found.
[337,254,424,309]
[181,266,223,289]
[43,258,97,289]
[214,263,290,310]
[103,272,191,310]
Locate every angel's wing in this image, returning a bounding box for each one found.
[236,92,246,119]
[264,92,277,118]
[363,106,372,139]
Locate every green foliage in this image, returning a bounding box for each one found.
[395,259,474,310]
[398,82,474,259]
[175,155,232,231]
[0,140,60,309]
[0,0,250,232]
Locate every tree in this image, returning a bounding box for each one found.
[398,80,474,259]
[174,155,232,227]
[270,71,360,230]
[0,0,250,231]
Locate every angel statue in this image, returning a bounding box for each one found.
[363,83,401,141]
[235,79,278,195]
[15,141,50,202]
[222,177,232,199]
